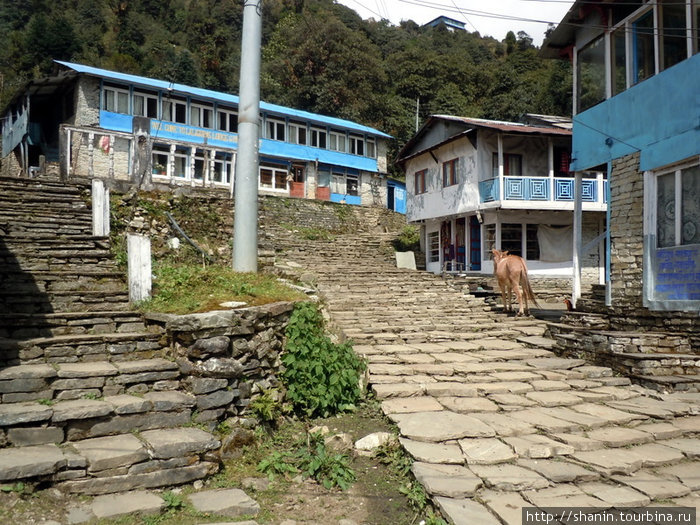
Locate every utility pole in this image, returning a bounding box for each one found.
[415,97,419,132]
[232,0,263,272]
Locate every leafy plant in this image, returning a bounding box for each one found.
[392,225,421,252]
[161,491,185,511]
[257,431,356,490]
[0,482,26,493]
[249,389,283,424]
[282,302,366,418]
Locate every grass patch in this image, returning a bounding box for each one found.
[138,263,307,314]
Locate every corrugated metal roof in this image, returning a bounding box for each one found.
[55,61,392,138]
[431,115,572,136]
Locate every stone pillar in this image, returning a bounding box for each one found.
[92,179,110,237]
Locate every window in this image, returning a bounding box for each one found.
[217,107,238,133]
[172,147,189,178]
[612,27,627,96]
[661,0,687,71]
[259,164,288,191]
[414,169,427,194]
[311,128,327,149]
[330,130,346,152]
[266,118,286,141]
[492,153,522,178]
[526,224,540,260]
[554,148,571,177]
[632,10,655,85]
[152,145,170,177]
[331,171,359,196]
[349,135,364,155]
[485,224,496,258]
[103,86,129,114]
[657,164,700,247]
[428,231,440,263]
[212,152,233,185]
[366,137,376,158]
[163,99,187,124]
[190,104,213,128]
[193,149,206,181]
[289,122,307,145]
[501,223,523,257]
[442,159,458,187]
[577,35,606,112]
[133,91,158,118]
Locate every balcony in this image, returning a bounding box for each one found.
[479,175,608,206]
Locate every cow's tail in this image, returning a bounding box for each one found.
[520,266,540,308]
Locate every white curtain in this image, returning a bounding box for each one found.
[538,225,573,262]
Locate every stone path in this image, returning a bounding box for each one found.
[275,232,700,525]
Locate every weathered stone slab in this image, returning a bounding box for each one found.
[7,427,64,447]
[140,428,220,459]
[0,444,66,481]
[381,396,443,414]
[104,394,153,415]
[509,408,580,433]
[372,383,425,399]
[397,411,495,442]
[577,481,650,507]
[656,462,700,490]
[570,403,646,425]
[61,462,219,495]
[522,484,605,508]
[490,371,542,382]
[142,391,196,411]
[0,402,52,426]
[0,364,57,380]
[196,390,235,411]
[57,362,118,378]
[128,457,191,475]
[91,491,165,519]
[187,488,260,518]
[530,380,571,391]
[424,383,477,397]
[673,415,700,433]
[0,378,48,393]
[572,449,643,475]
[470,382,533,394]
[525,391,582,407]
[525,357,585,370]
[471,413,535,437]
[503,434,574,459]
[658,438,700,458]
[633,422,683,440]
[66,411,191,441]
[52,377,106,390]
[51,399,113,423]
[469,463,550,491]
[114,359,179,373]
[438,397,499,413]
[612,472,691,499]
[549,433,604,451]
[71,434,148,472]
[411,462,482,498]
[538,407,607,429]
[517,458,599,483]
[481,489,532,525]
[184,377,229,395]
[459,438,516,464]
[585,427,653,448]
[487,394,537,407]
[434,497,501,525]
[399,438,463,464]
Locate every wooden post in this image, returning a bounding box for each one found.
[128,234,151,303]
[92,179,110,237]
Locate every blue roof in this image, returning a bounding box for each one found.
[55,60,392,139]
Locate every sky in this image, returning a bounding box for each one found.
[335,0,575,46]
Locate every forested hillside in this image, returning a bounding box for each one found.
[0,0,571,161]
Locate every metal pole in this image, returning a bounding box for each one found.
[232,0,262,272]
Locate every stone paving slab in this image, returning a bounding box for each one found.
[395,411,495,442]
[0,444,67,481]
[481,489,532,525]
[459,438,516,465]
[91,490,164,519]
[381,396,443,414]
[187,488,260,518]
[516,459,599,483]
[434,497,501,525]
[578,481,651,507]
[612,472,691,499]
[140,428,220,459]
[469,463,550,491]
[399,438,464,464]
[411,462,483,498]
[71,434,148,473]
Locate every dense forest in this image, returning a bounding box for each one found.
[0,0,572,162]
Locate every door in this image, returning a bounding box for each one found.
[290,165,305,198]
[469,215,481,271]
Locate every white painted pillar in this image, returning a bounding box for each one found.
[92,179,110,237]
[548,138,554,201]
[108,135,115,179]
[497,134,504,202]
[572,171,583,307]
[127,234,152,303]
[88,132,95,178]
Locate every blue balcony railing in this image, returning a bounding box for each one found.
[479,176,606,204]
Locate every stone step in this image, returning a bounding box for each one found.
[0,331,163,366]
[0,428,220,494]
[0,311,144,338]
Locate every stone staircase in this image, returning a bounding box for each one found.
[0,176,219,494]
[272,227,700,524]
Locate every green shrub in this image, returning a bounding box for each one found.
[391,226,420,252]
[282,302,365,417]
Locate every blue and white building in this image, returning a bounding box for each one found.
[543,0,699,314]
[1,61,404,212]
[397,114,607,280]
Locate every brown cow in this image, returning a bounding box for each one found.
[492,249,539,316]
